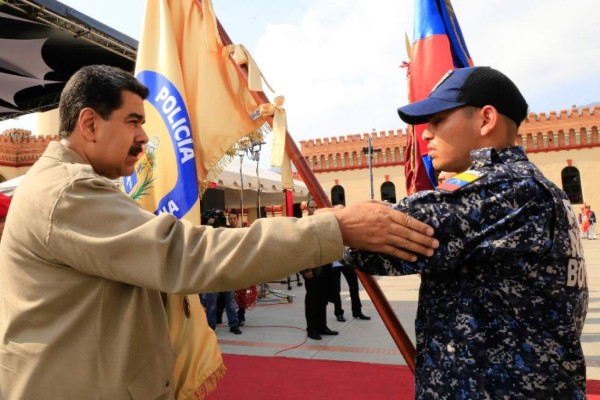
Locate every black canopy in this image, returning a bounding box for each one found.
[0,0,137,121]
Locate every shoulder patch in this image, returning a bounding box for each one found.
[437,170,486,192]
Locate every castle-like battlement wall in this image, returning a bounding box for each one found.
[1,105,599,176]
[300,106,600,173]
[0,129,60,167]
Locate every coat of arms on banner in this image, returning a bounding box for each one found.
[121,136,160,200]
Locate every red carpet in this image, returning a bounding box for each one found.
[208,354,600,399]
[209,354,414,399]
[590,379,600,400]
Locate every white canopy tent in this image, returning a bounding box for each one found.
[217,160,309,209]
[0,162,309,209]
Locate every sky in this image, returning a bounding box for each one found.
[2,0,600,165]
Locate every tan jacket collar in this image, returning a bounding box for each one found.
[44,141,88,165]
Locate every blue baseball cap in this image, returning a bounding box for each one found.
[398,66,528,127]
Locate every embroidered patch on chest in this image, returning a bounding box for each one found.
[437,170,486,192]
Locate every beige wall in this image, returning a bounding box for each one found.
[312,164,406,206]
[36,109,60,136]
[312,147,600,208]
[528,148,599,207]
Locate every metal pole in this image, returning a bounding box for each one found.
[238,153,244,227]
[256,159,261,219]
[368,134,374,200]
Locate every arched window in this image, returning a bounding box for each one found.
[592,126,599,144]
[380,181,396,203]
[558,131,567,146]
[331,185,346,206]
[394,147,401,162]
[580,128,589,145]
[516,134,523,147]
[561,166,583,204]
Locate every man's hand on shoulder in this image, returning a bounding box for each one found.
[331,200,438,261]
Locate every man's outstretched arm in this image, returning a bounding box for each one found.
[329,200,439,261]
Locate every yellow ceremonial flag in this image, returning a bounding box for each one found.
[125,0,262,214]
[122,0,262,398]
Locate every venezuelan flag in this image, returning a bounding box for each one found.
[405,0,473,194]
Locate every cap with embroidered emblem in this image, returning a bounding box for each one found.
[398,66,528,127]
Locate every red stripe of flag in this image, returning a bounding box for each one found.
[405,0,473,194]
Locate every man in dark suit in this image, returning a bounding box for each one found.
[331,260,371,322]
[302,200,339,340]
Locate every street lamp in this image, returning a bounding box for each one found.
[362,132,382,200]
[238,140,266,222]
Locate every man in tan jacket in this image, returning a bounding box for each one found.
[0,65,438,399]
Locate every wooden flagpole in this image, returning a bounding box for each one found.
[215,18,416,374]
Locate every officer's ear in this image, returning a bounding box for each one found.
[479,105,499,138]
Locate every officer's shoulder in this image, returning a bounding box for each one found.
[436,170,486,193]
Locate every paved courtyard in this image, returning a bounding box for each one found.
[214,239,600,381]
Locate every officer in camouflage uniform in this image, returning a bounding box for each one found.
[346,66,588,399]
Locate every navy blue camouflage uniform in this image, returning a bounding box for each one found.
[346,146,588,399]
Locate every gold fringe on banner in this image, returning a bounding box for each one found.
[167,294,225,400]
[189,362,227,400]
[200,124,271,197]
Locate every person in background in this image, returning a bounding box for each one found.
[302,199,339,340]
[579,204,594,239]
[200,209,242,334]
[588,205,597,239]
[206,291,241,334]
[347,66,588,398]
[331,260,370,322]
[300,263,326,340]
[580,204,596,240]
[227,209,248,326]
[228,209,240,228]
